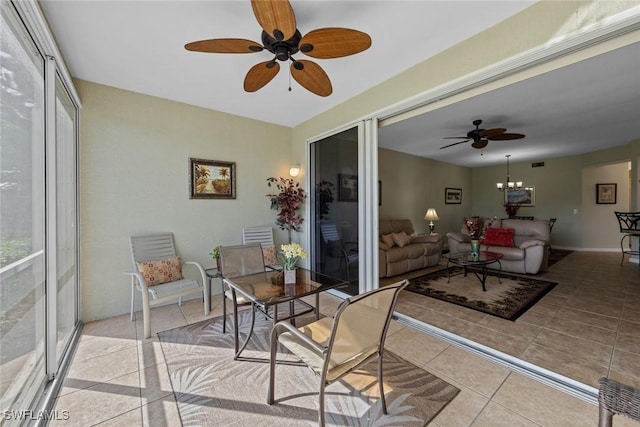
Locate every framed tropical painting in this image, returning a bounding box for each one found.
[189,158,236,199]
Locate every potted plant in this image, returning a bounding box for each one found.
[210,245,221,270]
[279,242,307,284]
[316,180,335,220]
[266,177,307,243]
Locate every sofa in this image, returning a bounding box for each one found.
[379,219,444,278]
[447,217,550,275]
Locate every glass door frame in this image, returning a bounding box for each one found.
[305,118,379,296]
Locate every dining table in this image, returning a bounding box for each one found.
[222,267,348,360]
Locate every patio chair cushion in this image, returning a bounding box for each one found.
[136,256,183,286]
[262,245,278,266]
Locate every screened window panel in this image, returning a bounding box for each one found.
[0,3,47,417]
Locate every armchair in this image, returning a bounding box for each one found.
[127,232,209,339]
[267,279,409,426]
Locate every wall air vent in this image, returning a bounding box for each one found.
[532,162,545,168]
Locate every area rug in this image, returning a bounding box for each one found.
[406,268,557,321]
[158,310,459,426]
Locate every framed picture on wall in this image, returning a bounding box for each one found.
[596,183,617,204]
[338,174,358,202]
[505,187,535,207]
[445,187,462,204]
[189,158,236,199]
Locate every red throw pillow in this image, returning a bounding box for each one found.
[481,227,515,247]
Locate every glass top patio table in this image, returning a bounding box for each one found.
[223,267,348,360]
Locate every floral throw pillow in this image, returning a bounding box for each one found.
[262,245,278,266]
[136,256,183,286]
[480,227,515,247]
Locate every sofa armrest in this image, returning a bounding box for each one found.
[446,232,471,244]
[411,234,442,244]
[519,239,546,250]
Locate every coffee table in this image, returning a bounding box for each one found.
[444,251,503,292]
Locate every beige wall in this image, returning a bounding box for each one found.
[582,162,631,249]
[76,80,291,322]
[378,148,471,235]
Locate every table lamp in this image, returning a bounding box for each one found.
[424,208,440,234]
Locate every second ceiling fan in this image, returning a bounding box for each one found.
[184,0,372,97]
[441,119,525,150]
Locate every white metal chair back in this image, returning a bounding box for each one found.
[242,226,275,248]
[320,223,341,243]
[130,233,177,267]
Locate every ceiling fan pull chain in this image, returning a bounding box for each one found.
[288,59,292,92]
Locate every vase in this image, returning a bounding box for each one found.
[471,240,480,256]
[284,268,297,285]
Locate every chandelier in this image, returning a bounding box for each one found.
[496,154,523,191]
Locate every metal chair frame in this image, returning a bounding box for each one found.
[614,211,640,266]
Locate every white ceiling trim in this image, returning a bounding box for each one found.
[377,5,640,129]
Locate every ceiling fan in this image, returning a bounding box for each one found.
[440,119,525,150]
[184,0,372,97]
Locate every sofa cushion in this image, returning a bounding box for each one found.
[380,233,395,248]
[379,219,415,236]
[481,227,515,247]
[392,231,411,248]
[386,244,425,263]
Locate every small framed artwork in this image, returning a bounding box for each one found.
[189,158,236,199]
[338,174,358,202]
[596,183,617,204]
[505,187,535,207]
[445,187,462,204]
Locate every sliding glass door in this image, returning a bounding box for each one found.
[1,2,80,421]
[310,127,361,295]
[308,119,378,296]
[0,2,47,413]
[54,76,78,366]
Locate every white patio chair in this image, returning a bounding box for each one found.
[127,232,209,338]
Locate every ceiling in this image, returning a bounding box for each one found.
[379,40,640,167]
[40,1,640,168]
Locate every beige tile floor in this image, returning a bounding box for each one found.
[394,251,640,390]
[51,252,639,426]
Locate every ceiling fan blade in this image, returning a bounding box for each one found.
[479,127,506,138]
[184,38,263,53]
[471,139,489,149]
[290,60,332,97]
[489,133,526,140]
[299,28,372,59]
[244,61,280,92]
[440,139,470,149]
[251,0,296,41]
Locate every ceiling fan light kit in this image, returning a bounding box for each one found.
[185,0,371,97]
